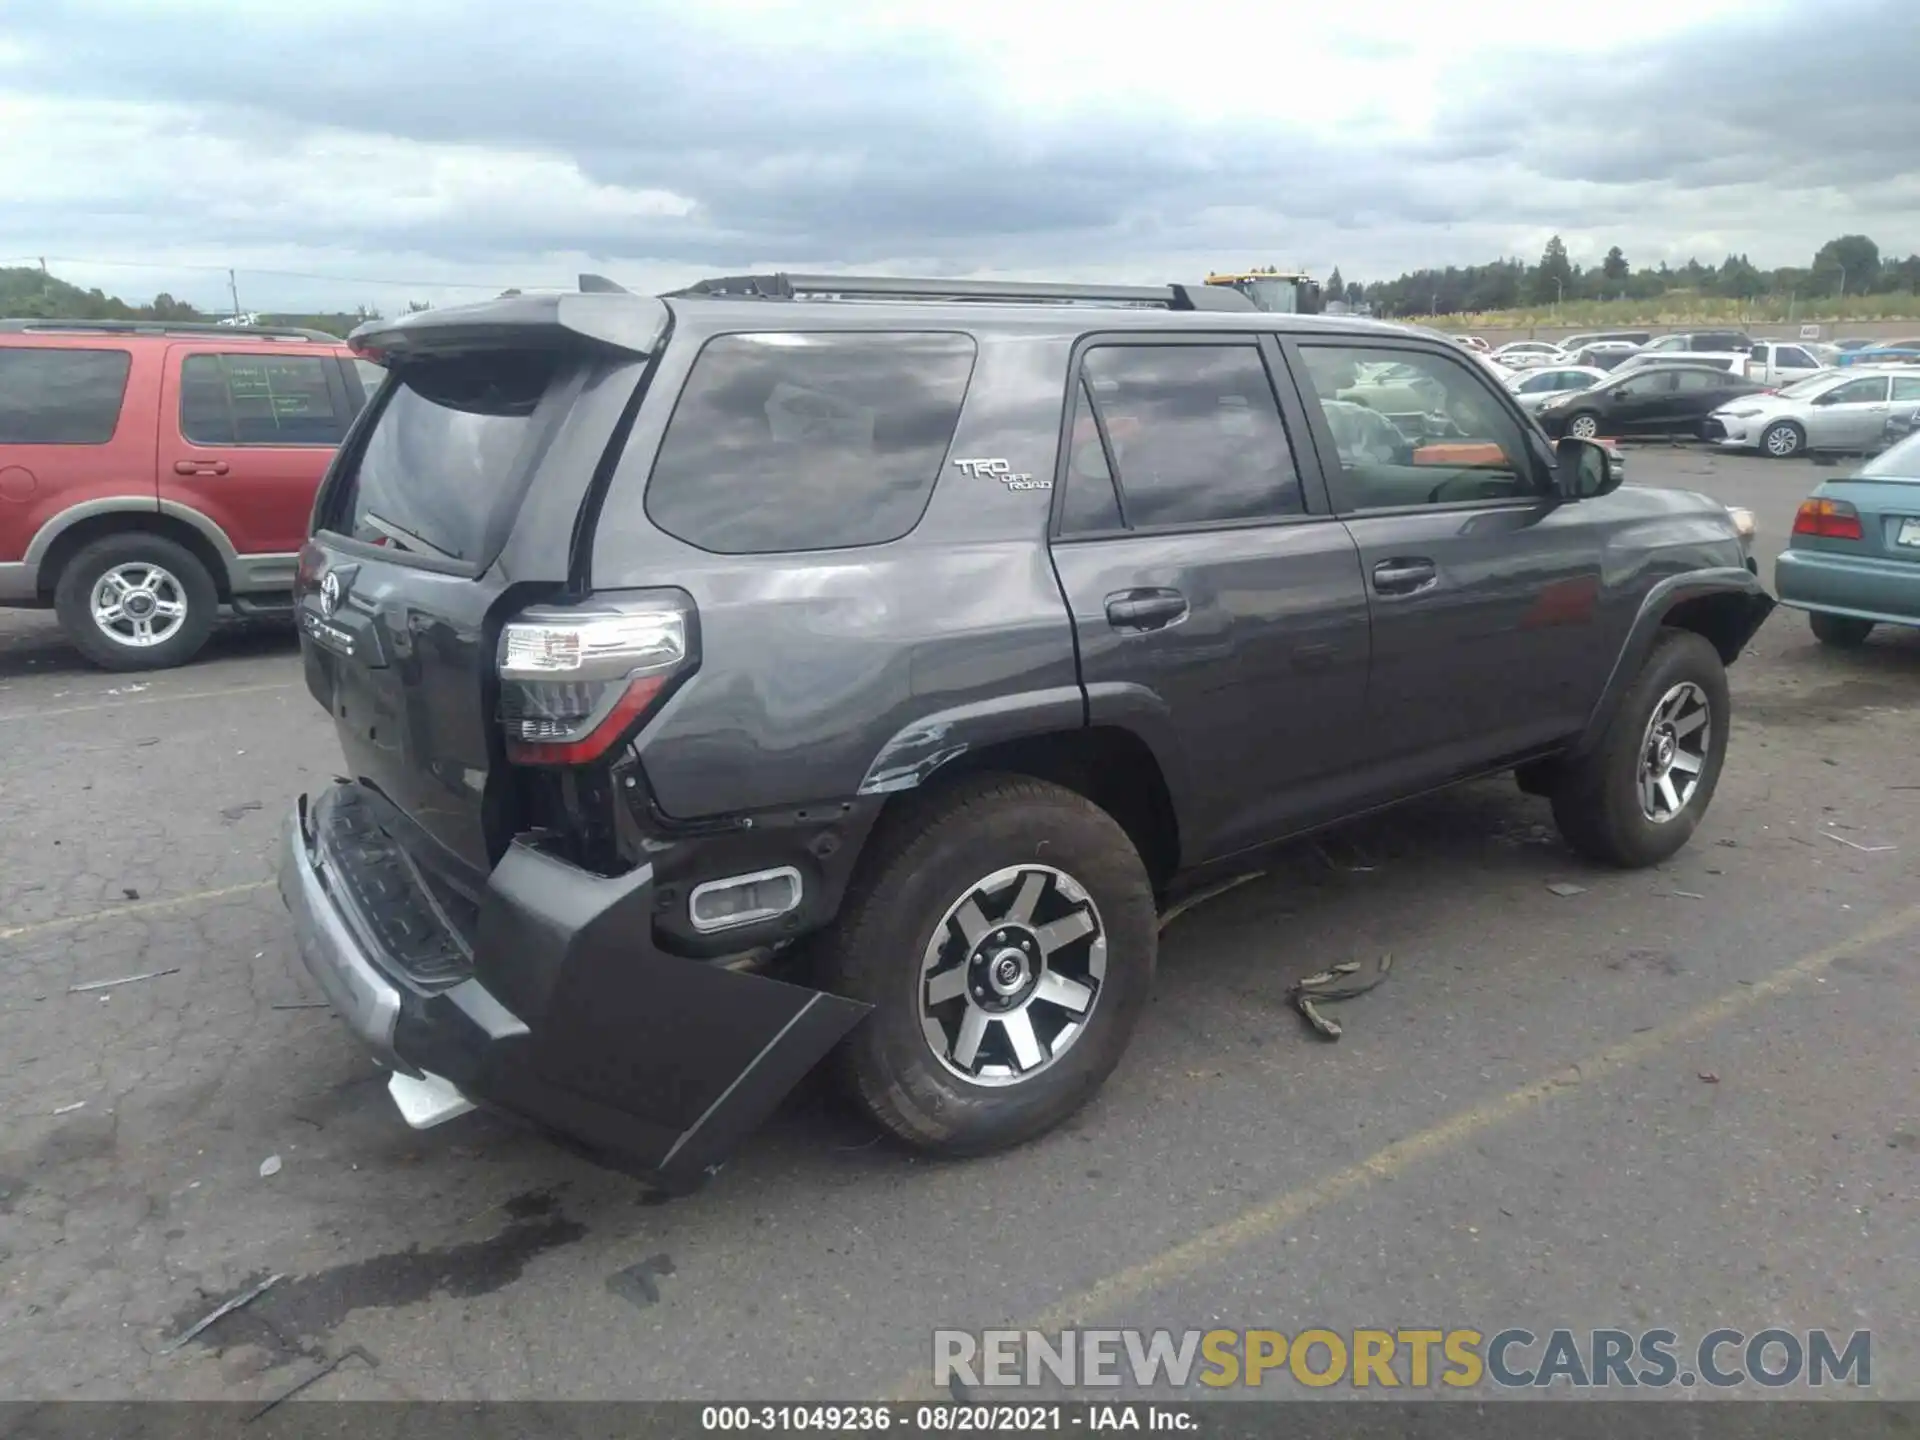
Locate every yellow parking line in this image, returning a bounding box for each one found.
[0,880,275,942]
[0,681,298,724]
[887,899,1920,1400]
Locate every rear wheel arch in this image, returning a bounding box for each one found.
[869,725,1181,894]
[36,507,234,602]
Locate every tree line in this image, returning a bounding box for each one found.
[0,265,383,337]
[1325,235,1920,318]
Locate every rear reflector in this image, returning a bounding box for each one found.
[689,867,804,934]
[1792,498,1863,541]
[498,596,693,766]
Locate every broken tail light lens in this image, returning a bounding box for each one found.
[497,594,694,765]
[1792,498,1863,541]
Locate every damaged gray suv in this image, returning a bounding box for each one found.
[279,272,1774,1190]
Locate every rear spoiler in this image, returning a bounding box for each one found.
[349,286,669,361]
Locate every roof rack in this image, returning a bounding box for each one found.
[666,273,1256,313]
[0,318,342,343]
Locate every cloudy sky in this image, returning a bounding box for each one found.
[2,0,1916,312]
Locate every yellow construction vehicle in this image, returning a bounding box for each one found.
[1205,268,1323,315]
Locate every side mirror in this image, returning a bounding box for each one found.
[1554,437,1615,500]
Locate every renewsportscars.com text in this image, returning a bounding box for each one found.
[933,1327,1871,1391]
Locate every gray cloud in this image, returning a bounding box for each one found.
[2,0,1916,302]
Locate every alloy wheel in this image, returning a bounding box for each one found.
[919,864,1107,1086]
[1568,414,1600,439]
[1637,681,1711,824]
[90,563,189,648]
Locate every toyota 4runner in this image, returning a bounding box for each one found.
[279,273,1774,1191]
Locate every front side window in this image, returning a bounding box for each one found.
[1672,370,1722,393]
[0,347,132,444]
[1072,344,1303,528]
[646,332,976,554]
[1616,371,1679,398]
[1775,347,1815,369]
[181,353,345,446]
[1296,344,1538,511]
[1825,376,1891,406]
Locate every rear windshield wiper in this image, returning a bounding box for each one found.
[360,512,461,562]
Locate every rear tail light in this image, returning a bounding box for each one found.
[497,595,694,765]
[1792,498,1863,541]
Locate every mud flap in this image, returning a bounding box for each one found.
[474,839,870,1187]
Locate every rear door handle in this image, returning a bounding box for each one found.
[1104,588,1188,632]
[1372,558,1437,595]
[173,459,230,476]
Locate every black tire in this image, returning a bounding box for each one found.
[1562,412,1603,440]
[819,774,1157,1156]
[53,533,218,672]
[1760,420,1804,459]
[1809,611,1874,648]
[1549,629,1730,868]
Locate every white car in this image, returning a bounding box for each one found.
[1504,365,1611,414]
[1490,341,1566,371]
[1706,368,1920,458]
[1744,340,1832,388]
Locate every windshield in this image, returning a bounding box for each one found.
[1241,277,1301,313]
[1777,374,1835,399]
[1860,429,1920,478]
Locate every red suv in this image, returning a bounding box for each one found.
[0,320,379,669]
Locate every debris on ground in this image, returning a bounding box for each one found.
[161,1273,283,1354]
[1821,831,1896,854]
[1158,871,1265,932]
[605,1253,677,1309]
[247,1344,379,1420]
[1311,835,1378,873]
[52,1101,86,1116]
[259,1155,283,1178]
[1667,890,1705,900]
[1546,881,1588,898]
[121,887,140,900]
[68,967,180,994]
[220,801,263,821]
[271,1002,329,1011]
[1698,1072,1720,1084]
[1289,953,1394,1042]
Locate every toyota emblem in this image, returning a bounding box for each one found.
[319,572,342,618]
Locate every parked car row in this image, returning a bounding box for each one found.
[0,320,380,668]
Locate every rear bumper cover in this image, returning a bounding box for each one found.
[278,787,869,1189]
[1775,548,1920,626]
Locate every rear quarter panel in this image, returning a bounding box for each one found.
[0,339,162,566]
[588,327,1084,819]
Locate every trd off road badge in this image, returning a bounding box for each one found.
[953,457,1051,491]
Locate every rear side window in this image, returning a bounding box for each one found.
[333,351,561,563]
[0,347,131,444]
[1077,344,1303,527]
[646,332,976,554]
[181,353,346,446]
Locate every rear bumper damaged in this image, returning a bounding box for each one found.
[278,784,869,1190]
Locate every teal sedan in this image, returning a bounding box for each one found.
[1775,427,1920,646]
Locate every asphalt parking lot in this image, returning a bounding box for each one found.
[1,447,1916,1405]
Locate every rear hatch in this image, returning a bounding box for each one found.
[295,292,670,894]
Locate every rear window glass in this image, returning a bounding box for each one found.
[333,352,560,563]
[0,347,132,444]
[181,354,345,445]
[645,332,976,554]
